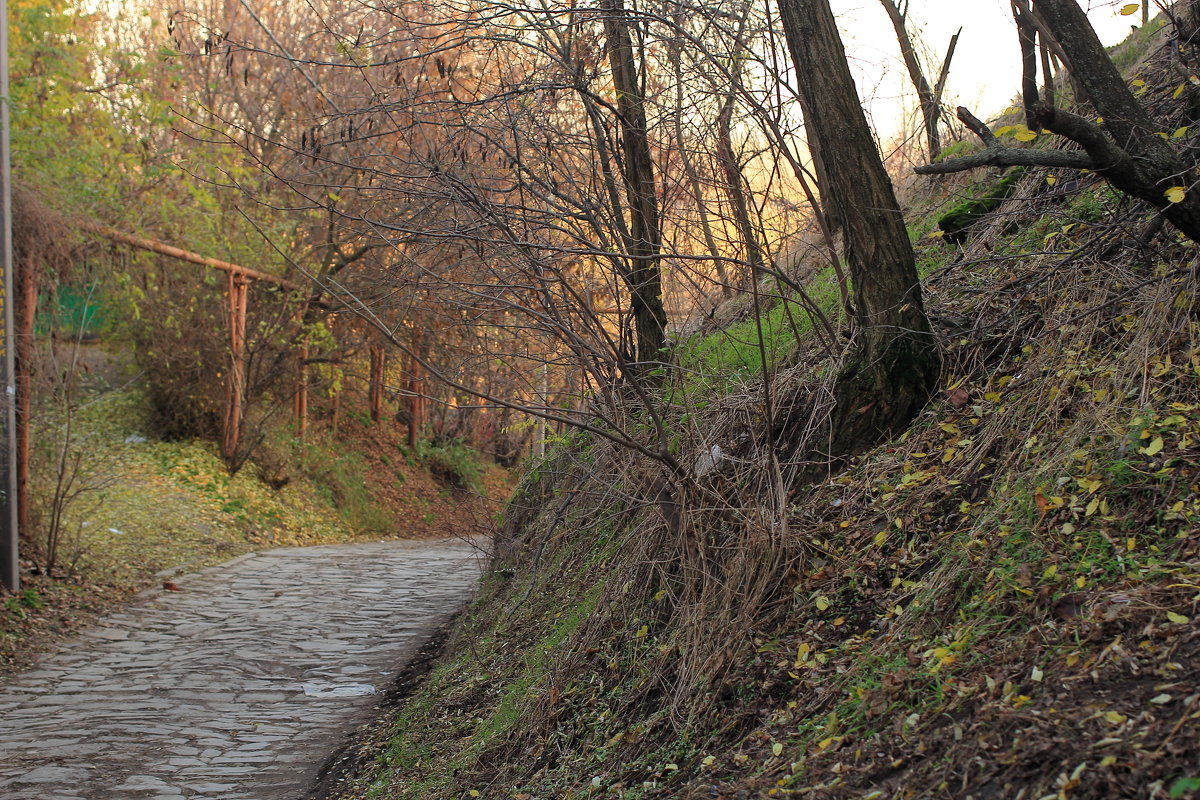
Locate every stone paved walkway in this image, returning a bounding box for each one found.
[0,538,483,800]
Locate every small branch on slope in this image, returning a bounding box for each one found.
[915,106,1095,175]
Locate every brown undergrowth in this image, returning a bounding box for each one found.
[327,21,1200,800]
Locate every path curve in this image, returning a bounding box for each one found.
[0,538,483,800]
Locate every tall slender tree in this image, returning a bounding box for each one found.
[777,0,940,460]
[598,0,668,371]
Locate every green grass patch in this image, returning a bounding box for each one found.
[417,439,485,493]
[677,266,845,396]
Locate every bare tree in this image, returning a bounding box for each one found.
[877,0,960,161]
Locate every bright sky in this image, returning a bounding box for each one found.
[832,0,1145,141]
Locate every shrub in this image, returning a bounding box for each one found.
[419,439,484,492]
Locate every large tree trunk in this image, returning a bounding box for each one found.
[598,0,668,371]
[777,0,940,461]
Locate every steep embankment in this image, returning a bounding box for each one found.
[327,21,1199,800]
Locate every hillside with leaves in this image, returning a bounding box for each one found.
[320,17,1200,800]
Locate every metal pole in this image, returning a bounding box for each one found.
[0,0,20,591]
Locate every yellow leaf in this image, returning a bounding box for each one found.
[1141,435,1165,456]
[1076,576,1088,589]
[1103,710,1127,724]
[874,530,887,546]
[469,792,480,798]
[1132,79,1146,87]
[795,642,811,665]
[1047,175,1057,186]
[1175,84,1187,99]
[772,742,783,757]
[702,755,716,766]
[1013,128,1038,142]
[1101,755,1117,767]
[1167,611,1190,624]
[815,596,831,611]
[1174,126,1189,139]
[1166,186,1187,204]
[1043,565,1058,579]
[1119,2,1139,13]
[634,625,649,638]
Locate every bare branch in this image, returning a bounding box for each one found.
[932,28,961,104]
[915,106,1094,175]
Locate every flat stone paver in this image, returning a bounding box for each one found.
[0,538,483,799]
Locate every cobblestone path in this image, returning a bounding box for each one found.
[0,539,483,800]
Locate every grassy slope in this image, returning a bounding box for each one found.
[330,21,1200,800]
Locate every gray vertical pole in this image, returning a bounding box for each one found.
[0,0,19,592]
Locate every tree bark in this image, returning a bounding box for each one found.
[794,90,841,234]
[598,0,668,370]
[777,0,940,462]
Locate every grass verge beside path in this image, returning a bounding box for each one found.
[1,387,509,680]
